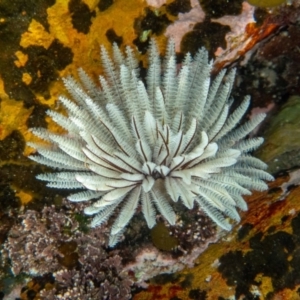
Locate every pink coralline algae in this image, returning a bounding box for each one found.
[1,201,133,299]
[2,207,76,276]
[40,256,132,299]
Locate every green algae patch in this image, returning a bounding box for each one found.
[151,222,179,251]
[57,240,79,269]
[256,95,300,174]
[247,0,287,7]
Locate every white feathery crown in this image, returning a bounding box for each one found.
[28,39,273,247]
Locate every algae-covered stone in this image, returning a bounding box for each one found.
[256,95,300,174]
